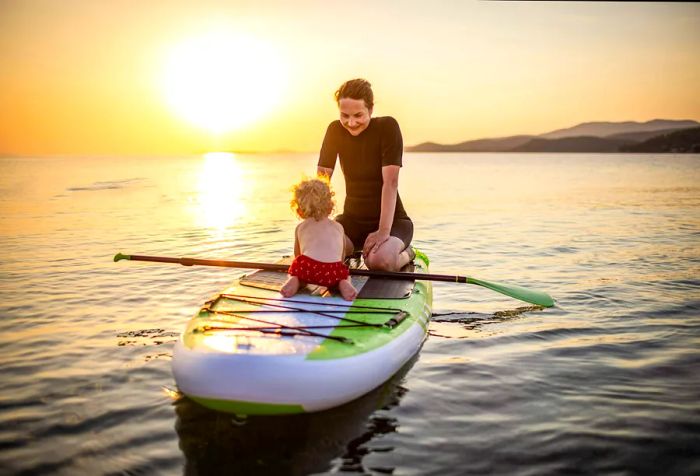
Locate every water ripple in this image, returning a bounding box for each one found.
[2,153,700,475]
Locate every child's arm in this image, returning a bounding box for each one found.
[293,224,301,257]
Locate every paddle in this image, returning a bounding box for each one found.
[113,253,555,307]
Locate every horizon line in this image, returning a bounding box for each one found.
[2,117,698,158]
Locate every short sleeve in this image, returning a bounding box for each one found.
[318,121,340,169]
[381,117,403,167]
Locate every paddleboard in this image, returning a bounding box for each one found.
[172,252,432,414]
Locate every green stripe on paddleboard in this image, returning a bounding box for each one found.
[190,395,305,415]
[307,279,432,361]
[306,254,433,361]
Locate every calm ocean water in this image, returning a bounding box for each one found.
[1,152,699,475]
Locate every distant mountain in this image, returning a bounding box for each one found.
[408,135,533,153]
[407,141,460,153]
[406,119,700,153]
[620,127,700,153]
[540,119,700,139]
[605,127,698,142]
[511,136,633,153]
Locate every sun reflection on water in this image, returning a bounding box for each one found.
[195,152,248,231]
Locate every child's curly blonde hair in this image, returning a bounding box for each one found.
[290,177,335,220]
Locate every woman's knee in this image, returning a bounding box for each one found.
[365,237,405,271]
[366,255,394,271]
[366,249,398,271]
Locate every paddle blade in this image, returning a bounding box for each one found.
[467,277,555,308]
[114,253,131,262]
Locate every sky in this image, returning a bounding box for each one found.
[1,0,699,156]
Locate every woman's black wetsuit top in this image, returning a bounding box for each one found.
[317,116,412,250]
[318,116,409,222]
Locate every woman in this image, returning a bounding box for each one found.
[317,78,415,272]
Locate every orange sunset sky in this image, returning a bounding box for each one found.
[1,0,699,156]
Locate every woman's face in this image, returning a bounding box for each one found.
[338,98,372,136]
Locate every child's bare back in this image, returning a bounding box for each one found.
[296,218,345,262]
[280,178,357,301]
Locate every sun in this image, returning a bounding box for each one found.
[161,29,286,134]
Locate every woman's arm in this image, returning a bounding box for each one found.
[318,122,339,178]
[363,165,400,255]
[378,165,400,233]
[317,166,334,178]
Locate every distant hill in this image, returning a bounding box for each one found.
[540,119,700,139]
[620,127,700,153]
[511,136,633,153]
[405,119,700,153]
[408,135,533,153]
[605,127,698,142]
[407,142,461,153]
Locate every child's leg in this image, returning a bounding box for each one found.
[343,234,355,258]
[280,275,302,298]
[338,276,357,301]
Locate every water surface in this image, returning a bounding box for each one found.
[1,153,699,475]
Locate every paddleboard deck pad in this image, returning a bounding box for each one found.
[172,252,432,415]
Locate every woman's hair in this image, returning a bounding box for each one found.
[290,177,335,220]
[334,78,374,109]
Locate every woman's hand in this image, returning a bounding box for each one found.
[363,229,391,258]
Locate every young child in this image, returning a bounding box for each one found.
[280,177,358,301]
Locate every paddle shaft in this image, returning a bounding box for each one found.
[114,253,555,307]
[116,253,468,283]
